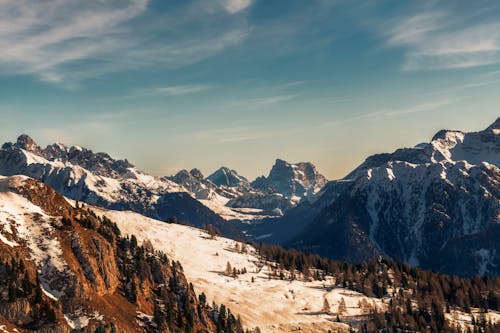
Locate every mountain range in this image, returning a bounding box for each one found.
[0,118,499,331]
[0,118,499,278]
[0,175,497,332]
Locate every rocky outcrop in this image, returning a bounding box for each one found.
[70,234,120,295]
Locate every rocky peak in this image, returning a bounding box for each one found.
[485,117,500,134]
[189,168,204,180]
[431,129,465,142]
[170,169,193,184]
[252,159,327,200]
[15,134,40,153]
[206,166,248,187]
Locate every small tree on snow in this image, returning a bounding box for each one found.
[337,297,347,315]
[226,261,232,276]
[322,297,331,313]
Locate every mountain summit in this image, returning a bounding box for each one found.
[206,166,249,187]
[251,159,327,202]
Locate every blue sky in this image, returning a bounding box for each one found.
[0,0,499,179]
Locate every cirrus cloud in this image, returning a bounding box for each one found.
[384,4,500,70]
[0,0,252,85]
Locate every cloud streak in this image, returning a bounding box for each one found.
[157,85,212,96]
[384,5,500,70]
[0,0,251,85]
[222,0,253,14]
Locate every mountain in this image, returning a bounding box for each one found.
[207,167,249,187]
[252,159,327,205]
[165,161,328,219]
[286,118,500,277]
[1,176,497,332]
[0,135,243,238]
[0,175,243,332]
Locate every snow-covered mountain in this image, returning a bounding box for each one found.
[286,118,500,277]
[166,161,328,218]
[252,159,328,205]
[0,135,243,238]
[207,166,249,187]
[0,135,328,228]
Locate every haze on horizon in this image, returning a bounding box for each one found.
[0,0,499,180]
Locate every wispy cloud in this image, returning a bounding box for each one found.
[157,85,211,96]
[383,99,457,116]
[0,0,251,85]
[222,0,253,14]
[254,95,296,105]
[321,98,458,127]
[384,5,500,70]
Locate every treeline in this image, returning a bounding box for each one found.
[255,243,500,332]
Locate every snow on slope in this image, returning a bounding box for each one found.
[1,137,272,222]
[94,208,384,332]
[0,176,72,300]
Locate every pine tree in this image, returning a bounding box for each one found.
[322,297,330,313]
[337,297,347,315]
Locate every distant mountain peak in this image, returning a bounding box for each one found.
[189,168,204,180]
[15,134,40,152]
[207,166,248,187]
[486,117,500,134]
[431,129,465,142]
[252,159,327,201]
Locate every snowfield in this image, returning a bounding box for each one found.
[95,208,385,332]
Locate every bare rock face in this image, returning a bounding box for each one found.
[15,134,41,154]
[0,299,33,327]
[70,234,120,296]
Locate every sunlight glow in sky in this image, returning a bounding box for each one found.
[0,0,499,180]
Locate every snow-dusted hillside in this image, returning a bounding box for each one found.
[95,208,382,333]
[95,206,500,332]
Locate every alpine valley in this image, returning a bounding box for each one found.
[0,118,498,332]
